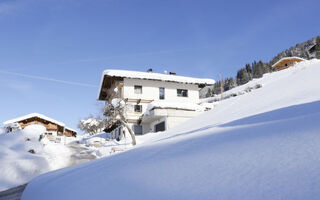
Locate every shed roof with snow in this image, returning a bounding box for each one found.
[3,113,77,136]
[4,113,66,126]
[271,57,306,70]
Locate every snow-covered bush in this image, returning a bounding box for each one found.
[4,122,21,133]
[85,137,105,147]
[78,116,105,135]
[23,124,46,141]
[0,125,72,191]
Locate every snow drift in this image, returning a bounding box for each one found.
[0,125,72,191]
[22,59,320,200]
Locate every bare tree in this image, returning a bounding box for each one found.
[219,73,224,100]
[104,98,136,145]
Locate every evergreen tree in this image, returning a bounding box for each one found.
[252,61,263,78]
[213,81,222,94]
[245,64,253,80]
[224,77,236,91]
[236,68,250,85]
[205,88,213,98]
[263,62,272,74]
[316,36,320,59]
[201,35,320,99]
[262,61,270,76]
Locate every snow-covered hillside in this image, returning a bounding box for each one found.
[0,125,72,191]
[23,59,320,200]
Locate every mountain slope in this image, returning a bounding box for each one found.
[22,59,320,200]
[269,36,319,65]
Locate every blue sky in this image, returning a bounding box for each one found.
[0,0,319,132]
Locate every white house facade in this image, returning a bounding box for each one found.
[98,69,215,136]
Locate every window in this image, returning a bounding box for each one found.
[155,121,165,132]
[134,105,142,113]
[177,89,188,97]
[159,87,165,100]
[134,85,142,94]
[133,124,143,135]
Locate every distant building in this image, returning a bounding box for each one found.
[98,69,215,135]
[272,57,305,71]
[3,113,77,137]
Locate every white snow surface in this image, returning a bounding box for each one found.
[145,100,205,115]
[78,132,138,158]
[0,125,72,191]
[23,59,320,200]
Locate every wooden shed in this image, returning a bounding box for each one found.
[3,113,77,137]
[272,57,305,71]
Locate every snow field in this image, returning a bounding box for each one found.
[22,59,320,199]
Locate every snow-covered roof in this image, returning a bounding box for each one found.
[272,57,306,68]
[65,127,77,133]
[3,113,65,127]
[98,69,215,100]
[145,100,205,115]
[103,70,215,85]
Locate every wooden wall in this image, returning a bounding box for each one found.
[272,58,304,71]
[64,129,77,137]
[17,117,76,137]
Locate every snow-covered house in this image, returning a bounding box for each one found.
[3,113,77,137]
[98,69,215,135]
[272,57,305,71]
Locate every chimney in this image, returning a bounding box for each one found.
[147,68,153,73]
[169,72,177,75]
